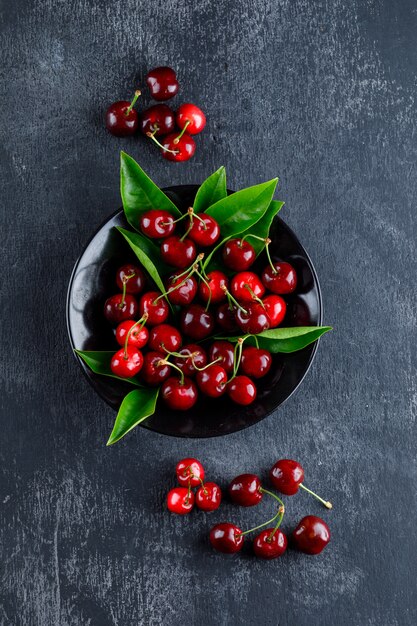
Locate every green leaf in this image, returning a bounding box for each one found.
[107,387,159,445]
[120,152,181,229]
[75,350,143,386]
[217,326,332,353]
[204,178,278,238]
[241,200,284,254]
[193,167,227,212]
[117,227,168,293]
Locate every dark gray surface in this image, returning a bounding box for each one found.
[1,1,416,624]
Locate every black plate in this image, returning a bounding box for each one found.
[66,185,323,438]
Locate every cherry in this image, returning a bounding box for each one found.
[146,66,179,101]
[198,270,228,305]
[166,487,194,515]
[222,238,256,271]
[115,320,149,349]
[180,304,214,340]
[235,302,271,334]
[209,341,235,375]
[173,344,207,377]
[263,294,286,328]
[196,482,222,512]
[187,214,220,247]
[209,523,243,554]
[161,132,196,162]
[161,376,198,411]
[116,264,146,294]
[139,291,169,326]
[141,351,171,386]
[165,271,197,306]
[104,294,139,325]
[176,458,205,487]
[215,303,239,332]
[105,90,141,136]
[176,103,206,135]
[110,346,143,378]
[227,375,257,405]
[262,261,297,295]
[253,528,287,559]
[160,236,196,269]
[140,209,176,239]
[147,323,182,353]
[229,473,263,507]
[269,459,332,508]
[230,272,265,303]
[196,364,227,398]
[140,104,175,136]
[292,516,330,555]
[240,347,272,379]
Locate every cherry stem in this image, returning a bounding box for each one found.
[123,313,148,359]
[299,483,333,509]
[221,285,247,314]
[230,338,244,380]
[119,273,135,308]
[240,233,268,244]
[244,283,264,306]
[185,481,192,505]
[264,240,277,274]
[154,256,204,304]
[191,356,222,372]
[188,207,207,227]
[197,476,208,495]
[237,489,285,537]
[125,90,141,116]
[173,120,190,144]
[158,359,184,385]
[146,130,178,155]
[196,270,212,310]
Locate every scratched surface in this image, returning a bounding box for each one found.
[0,0,416,624]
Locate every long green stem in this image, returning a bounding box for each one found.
[299,483,332,509]
[221,285,247,314]
[173,120,190,144]
[158,358,184,384]
[264,240,277,274]
[237,489,285,537]
[125,90,141,115]
[119,273,135,308]
[146,130,178,155]
[123,313,148,358]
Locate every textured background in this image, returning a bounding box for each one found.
[1,0,416,624]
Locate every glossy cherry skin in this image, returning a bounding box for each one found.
[161,133,196,162]
[104,294,139,325]
[235,302,271,334]
[196,364,227,398]
[198,270,228,304]
[105,101,138,136]
[187,215,220,247]
[110,347,143,378]
[146,66,179,101]
[216,303,239,332]
[292,516,330,555]
[140,104,175,136]
[230,272,265,303]
[209,341,235,374]
[229,473,263,507]
[253,529,288,559]
[263,294,286,327]
[166,487,194,514]
[160,236,196,269]
[173,344,207,377]
[240,347,272,379]
[139,291,169,326]
[148,323,182,353]
[140,209,175,239]
[209,523,243,554]
[176,103,206,134]
[262,261,297,295]
[196,482,222,511]
[176,458,205,487]
[222,239,256,271]
[269,459,304,495]
[227,375,257,405]
[115,320,149,349]
[141,351,171,386]
[161,376,198,411]
[165,272,197,306]
[116,264,146,294]
[180,304,214,340]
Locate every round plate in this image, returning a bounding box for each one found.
[67,185,322,438]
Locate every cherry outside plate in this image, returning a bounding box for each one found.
[66,185,323,438]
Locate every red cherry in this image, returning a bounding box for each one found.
[229,473,263,507]
[262,261,297,294]
[227,375,257,405]
[196,482,222,511]
[209,523,243,554]
[116,264,146,294]
[269,459,304,495]
[160,236,196,269]
[198,270,228,304]
[148,323,182,353]
[139,291,169,326]
[161,376,198,411]
[173,344,207,377]
[209,341,235,374]
[240,347,272,379]
[104,294,139,325]
[161,132,196,162]
[215,303,239,332]
[235,302,270,334]
[187,215,220,247]
[140,209,176,239]
[180,304,214,340]
[292,516,330,555]
[110,347,143,378]
[253,529,288,559]
[176,458,205,487]
[166,487,194,514]
[263,294,286,327]
[176,103,206,135]
[196,364,227,398]
[165,272,197,306]
[105,91,140,136]
[141,351,171,386]
[146,66,179,101]
[115,320,149,349]
[222,239,256,271]
[140,104,175,136]
[230,272,265,303]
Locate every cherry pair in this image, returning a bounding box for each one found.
[167,458,221,513]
